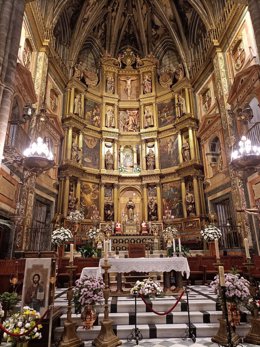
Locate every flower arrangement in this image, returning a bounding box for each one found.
[67,210,84,223]
[87,228,100,240]
[163,226,179,242]
[130,278,163,297]
[51,227,73,247]
[73,276,104,312]
[3,306,42,343]
[200,224,222,242]
[210,273,251,306]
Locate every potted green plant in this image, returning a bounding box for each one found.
[0,292,19,319]
[79,244,97,258]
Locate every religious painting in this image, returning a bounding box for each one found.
[157,100,175,127]
[81,182,99,219]
[21,258,52,315]
[119,109,140,132]
[82,135,100,169]
[118,75,139,100]
[84,99,101,128]
[162,181,183,218]
[147,185,158,221]
[159,135,179,168]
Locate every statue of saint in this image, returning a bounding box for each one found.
[126,198,135,221]
[143,73,152,94]
[146,149,155,170]
[176,94,186,118]
[144,106,154,128]
[105,149,114,170]
[185,190,195,216]
[71,138,81,162]
[73,61,83,79]
[106,74,115,94]
[148,198,158,221]
[105,106,115,128]
[74,94,82,116]
[120,76,138,99]
[182,138,190,162]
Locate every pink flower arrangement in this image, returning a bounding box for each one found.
[74,276,104,310]
[210,273,250,306]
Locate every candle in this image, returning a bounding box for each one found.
[69,243,74,264]
[244,238,251,259]
[178,238,181,253]
[214,239,220,260]
[104,240,109,260]
[173,238,176,253]
[109,239,112,252]
[219,266,225,286]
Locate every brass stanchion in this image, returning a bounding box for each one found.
[59,261,84,347]
[93,258,122,347]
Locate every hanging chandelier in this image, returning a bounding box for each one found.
[231,135,260,169]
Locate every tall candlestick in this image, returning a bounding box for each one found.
[219,266,225,286]
[104,240,109,260]
[173,238,176,253]
[178,238,181,253]
[69,243,74,264]
[109,239,112,252]
[214,239,220,260]
[244,238,251,259]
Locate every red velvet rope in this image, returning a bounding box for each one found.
[0,308,50,338]
[139,290,185,316]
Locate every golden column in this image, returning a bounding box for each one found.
[114,142,118,170]
[185,88,191,114]
[114,184,118,221]
[79,132,83,162]
[193,176,201,216]
[133,146,137,167]
[66,127,73,161]
[100,184,105,220]
[198,176,206,216]
[65,87,71,115]
[193,129,200,160]
[154,139,160,170]
[64,176,70,217]
[70,87,75,114]
[57,178,64,214]
[188,127,195,160]
[76,179,81,210]
[156,184,162,221]
[142,142,146,170]
[181,179,187,218]
[143,184,148,220]
[178,132,183,164]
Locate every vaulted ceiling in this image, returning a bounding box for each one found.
[38,0,225,73]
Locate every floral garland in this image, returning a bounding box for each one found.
[51,227,73,247]
[210,273,251,306]
[67,210,84,223]
[130,278,163,297]
[3,306,42,342]
[200,224,222,242]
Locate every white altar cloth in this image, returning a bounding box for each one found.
[80,266,101,280]
[99,257,190,278]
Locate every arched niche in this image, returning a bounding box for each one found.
[118,187,142,224]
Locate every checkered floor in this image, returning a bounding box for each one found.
[84,337,257,346]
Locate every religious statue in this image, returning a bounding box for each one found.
[146,148,156,170]
[143,73,152,94]
[120,76,138,99]
[68,191,78,212]
[174,64,184,81]
[141,221,148,235]
[73,61,84,79]
[74,94,82,116]
[115,221,121,234]
[182,138,190,162]
[126,198,135,221]
[176,94,186,118]
[144,106,154,128]
[106,74,115,93]
[71,138,81,163]
[148,198,158,221]
[105,106,115,128]
[105,149,114,170]
[185,189,196,217]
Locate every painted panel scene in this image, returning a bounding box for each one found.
[157,100,176,127]
[162,181,183,218]
[82,135,100,169]
[80,182,99,219]
[159,135,179,169]
[84,99,101,128]
[119,109,140,132]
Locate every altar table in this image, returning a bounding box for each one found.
[80,257,190,293]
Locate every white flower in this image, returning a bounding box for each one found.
[201,224,222,242]
[67,210,84,223]
[51,227,73,246]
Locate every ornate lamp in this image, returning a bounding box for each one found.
[231,135,260,169]
[23,136,54,173]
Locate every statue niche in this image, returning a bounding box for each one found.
[104,202,114,221]
[105,149,114,170]
[146,148,155,170]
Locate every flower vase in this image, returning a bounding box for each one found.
[81,304,96,329]
[227,302,240,326]
[208,241,216,257]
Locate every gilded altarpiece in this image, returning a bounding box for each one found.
[82,135,100,169]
